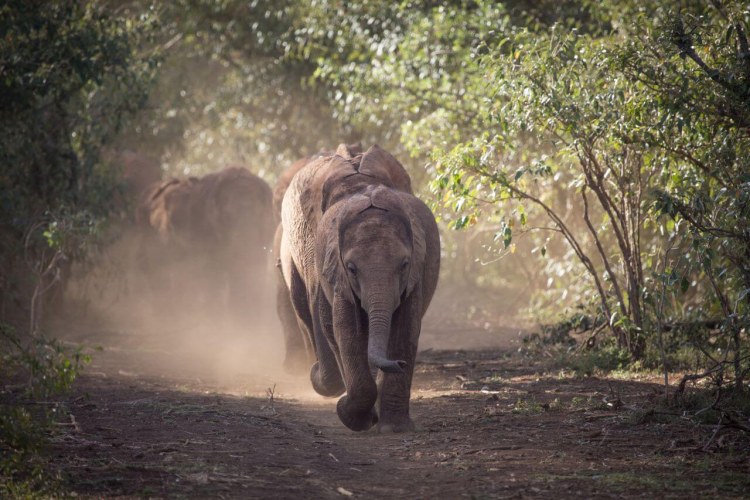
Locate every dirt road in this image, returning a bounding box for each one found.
[47,323,749,498]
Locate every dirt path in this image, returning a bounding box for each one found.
[47,325,749,498]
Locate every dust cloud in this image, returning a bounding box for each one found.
[49,152,525,404]
[55,223,524,405]
[56,236,514,406]
[53,219,319,402]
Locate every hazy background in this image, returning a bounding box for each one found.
[3,0,748,385]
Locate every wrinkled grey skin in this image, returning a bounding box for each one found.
[277,144,440,432]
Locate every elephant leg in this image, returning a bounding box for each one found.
[332,293,378,431]
[287,265,343,396]
[309,291,345,397]
[377,290,423,433]
[276,263,312,374]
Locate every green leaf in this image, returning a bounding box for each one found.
[680,277,689,294]
[503,226,512,248]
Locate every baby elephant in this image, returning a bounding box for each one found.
[278,144,440,432]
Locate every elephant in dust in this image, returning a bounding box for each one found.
[136,166,274,321]
[277,144,440,432]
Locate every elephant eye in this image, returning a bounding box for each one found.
[346,262,357,276]
[400,259,409,272]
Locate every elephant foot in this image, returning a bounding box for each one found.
[377,416,415,434]
[310,362,345,397]
[336,396,378,432]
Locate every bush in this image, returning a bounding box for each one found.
[0,322,90,495]
[565,341,632,377]
[0,1,156,320]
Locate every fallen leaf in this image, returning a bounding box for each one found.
[337,486,353,497]
[187,472,209,485]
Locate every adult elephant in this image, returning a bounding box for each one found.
[273,155,315,372]
[137,166,274,321]
[272,148,341,371]
[278,144,440,432]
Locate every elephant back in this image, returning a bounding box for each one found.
[157,177,203,246]
[356,145,412,195]
[136,178,197,245]
[281,144,415,286]
[273,157,312,224]
[318,144,414,213]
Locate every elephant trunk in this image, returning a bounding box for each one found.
[367,309,406,374]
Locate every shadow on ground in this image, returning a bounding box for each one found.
[45,326,750,499]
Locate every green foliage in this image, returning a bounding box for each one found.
[0,405,53,497]
[0,1,157,315]
[302,0,749,372]
[119,0,355,178]
[511,397,545,415]
[2,0,749,444]
[1,327,90,398]
[0,7,117,490]
[0,1,157,226]
[0,322,90,495]
[617,2,750,385]
[566,340,633,377]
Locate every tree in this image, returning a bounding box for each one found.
[619,1,750,388]
[301,0,749,370]
[0,1,156,325]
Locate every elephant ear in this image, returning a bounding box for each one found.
[404,199,427,296]
[359,145,413,194]
[319,193,373,303]
[335,142,363,159]
[320,154,361,212]
[368,187,426,296]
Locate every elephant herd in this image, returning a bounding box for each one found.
[135,144,440,433]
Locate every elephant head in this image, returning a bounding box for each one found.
[319,185,426,374]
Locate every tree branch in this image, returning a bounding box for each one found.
[582,187,627,318]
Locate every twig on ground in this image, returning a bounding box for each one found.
[694,384,722,418]
[263,384,277,415]
[675,364,724,396]
[69,412,81,433]
[702,414,724,452]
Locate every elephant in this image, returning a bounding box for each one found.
[277,144,440,432]
[273,156,316,372]
[136,166,274,322]
[272,148,344,371]
[273,156,312,225]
